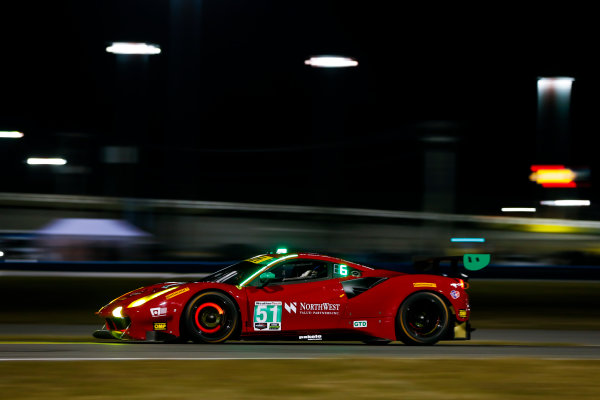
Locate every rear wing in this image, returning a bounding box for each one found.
[412,256,469,280]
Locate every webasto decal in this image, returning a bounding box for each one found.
[299,334,322,340]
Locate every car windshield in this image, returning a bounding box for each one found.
[198,261,264,285]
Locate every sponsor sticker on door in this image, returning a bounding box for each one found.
[285,301,340,315]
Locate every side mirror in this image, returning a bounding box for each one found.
[259,272,276,287]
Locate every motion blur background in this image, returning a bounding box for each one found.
[1,1,599,273]
[2,5,600,399]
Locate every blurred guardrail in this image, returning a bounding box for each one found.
[3,192,600,270]
[2,192,600,227]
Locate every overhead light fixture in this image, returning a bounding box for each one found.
[27,158,67,165]
[501,208,536,212]
[537,77,575,92]
[106,42,161,55]
[0,131,24,138]
[304,56,358,68]
[540,200,590,207]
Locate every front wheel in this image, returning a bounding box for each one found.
[396,292,451,345]
[184,291,239,343]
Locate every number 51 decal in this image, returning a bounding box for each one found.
[253,301,282,331]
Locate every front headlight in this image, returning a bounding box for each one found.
[112,306,124,318]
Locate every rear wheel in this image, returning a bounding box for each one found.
[396,292,450,345]
[184,291,239,343]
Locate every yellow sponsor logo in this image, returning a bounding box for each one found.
[165,287,190,299]
[154,322,167,331]
[458,309,468,318]
[247,255,273,264]
[413,282,437,288]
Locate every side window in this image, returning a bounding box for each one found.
[268,260,330,284]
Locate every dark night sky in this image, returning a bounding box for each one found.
[1,2,598,215]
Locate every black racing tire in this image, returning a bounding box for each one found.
[183,291,239,344]
[396,291,451,346]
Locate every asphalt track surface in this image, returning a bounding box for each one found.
[1,325,599,361]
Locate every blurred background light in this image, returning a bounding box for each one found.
[450,238,486,243]
[26,158,67,165]
[0,131,24,138]
[501,208,536,212]
[530,165,566,171]
[537,77,575,92]
[540,200,591,206]
[529,165,588,188]
[304,56,358,68]
[530,167,576,187]
[106,42,161,55]
[523,224,580,233]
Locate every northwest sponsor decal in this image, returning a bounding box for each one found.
[284,302,340,315]
[299,334,322,341]
[165,287,190,299]
[284,302,297,313]
[150,307,167,317]
[153,322,167,331]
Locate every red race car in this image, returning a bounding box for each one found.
[94,251,472,345]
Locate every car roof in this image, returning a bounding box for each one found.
[259,252,375,271]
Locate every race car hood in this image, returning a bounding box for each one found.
[97,281,187,314]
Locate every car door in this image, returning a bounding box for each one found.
[244,258,347,335]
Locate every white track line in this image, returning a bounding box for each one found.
[0,357,318,361]
[2,356,600,361]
